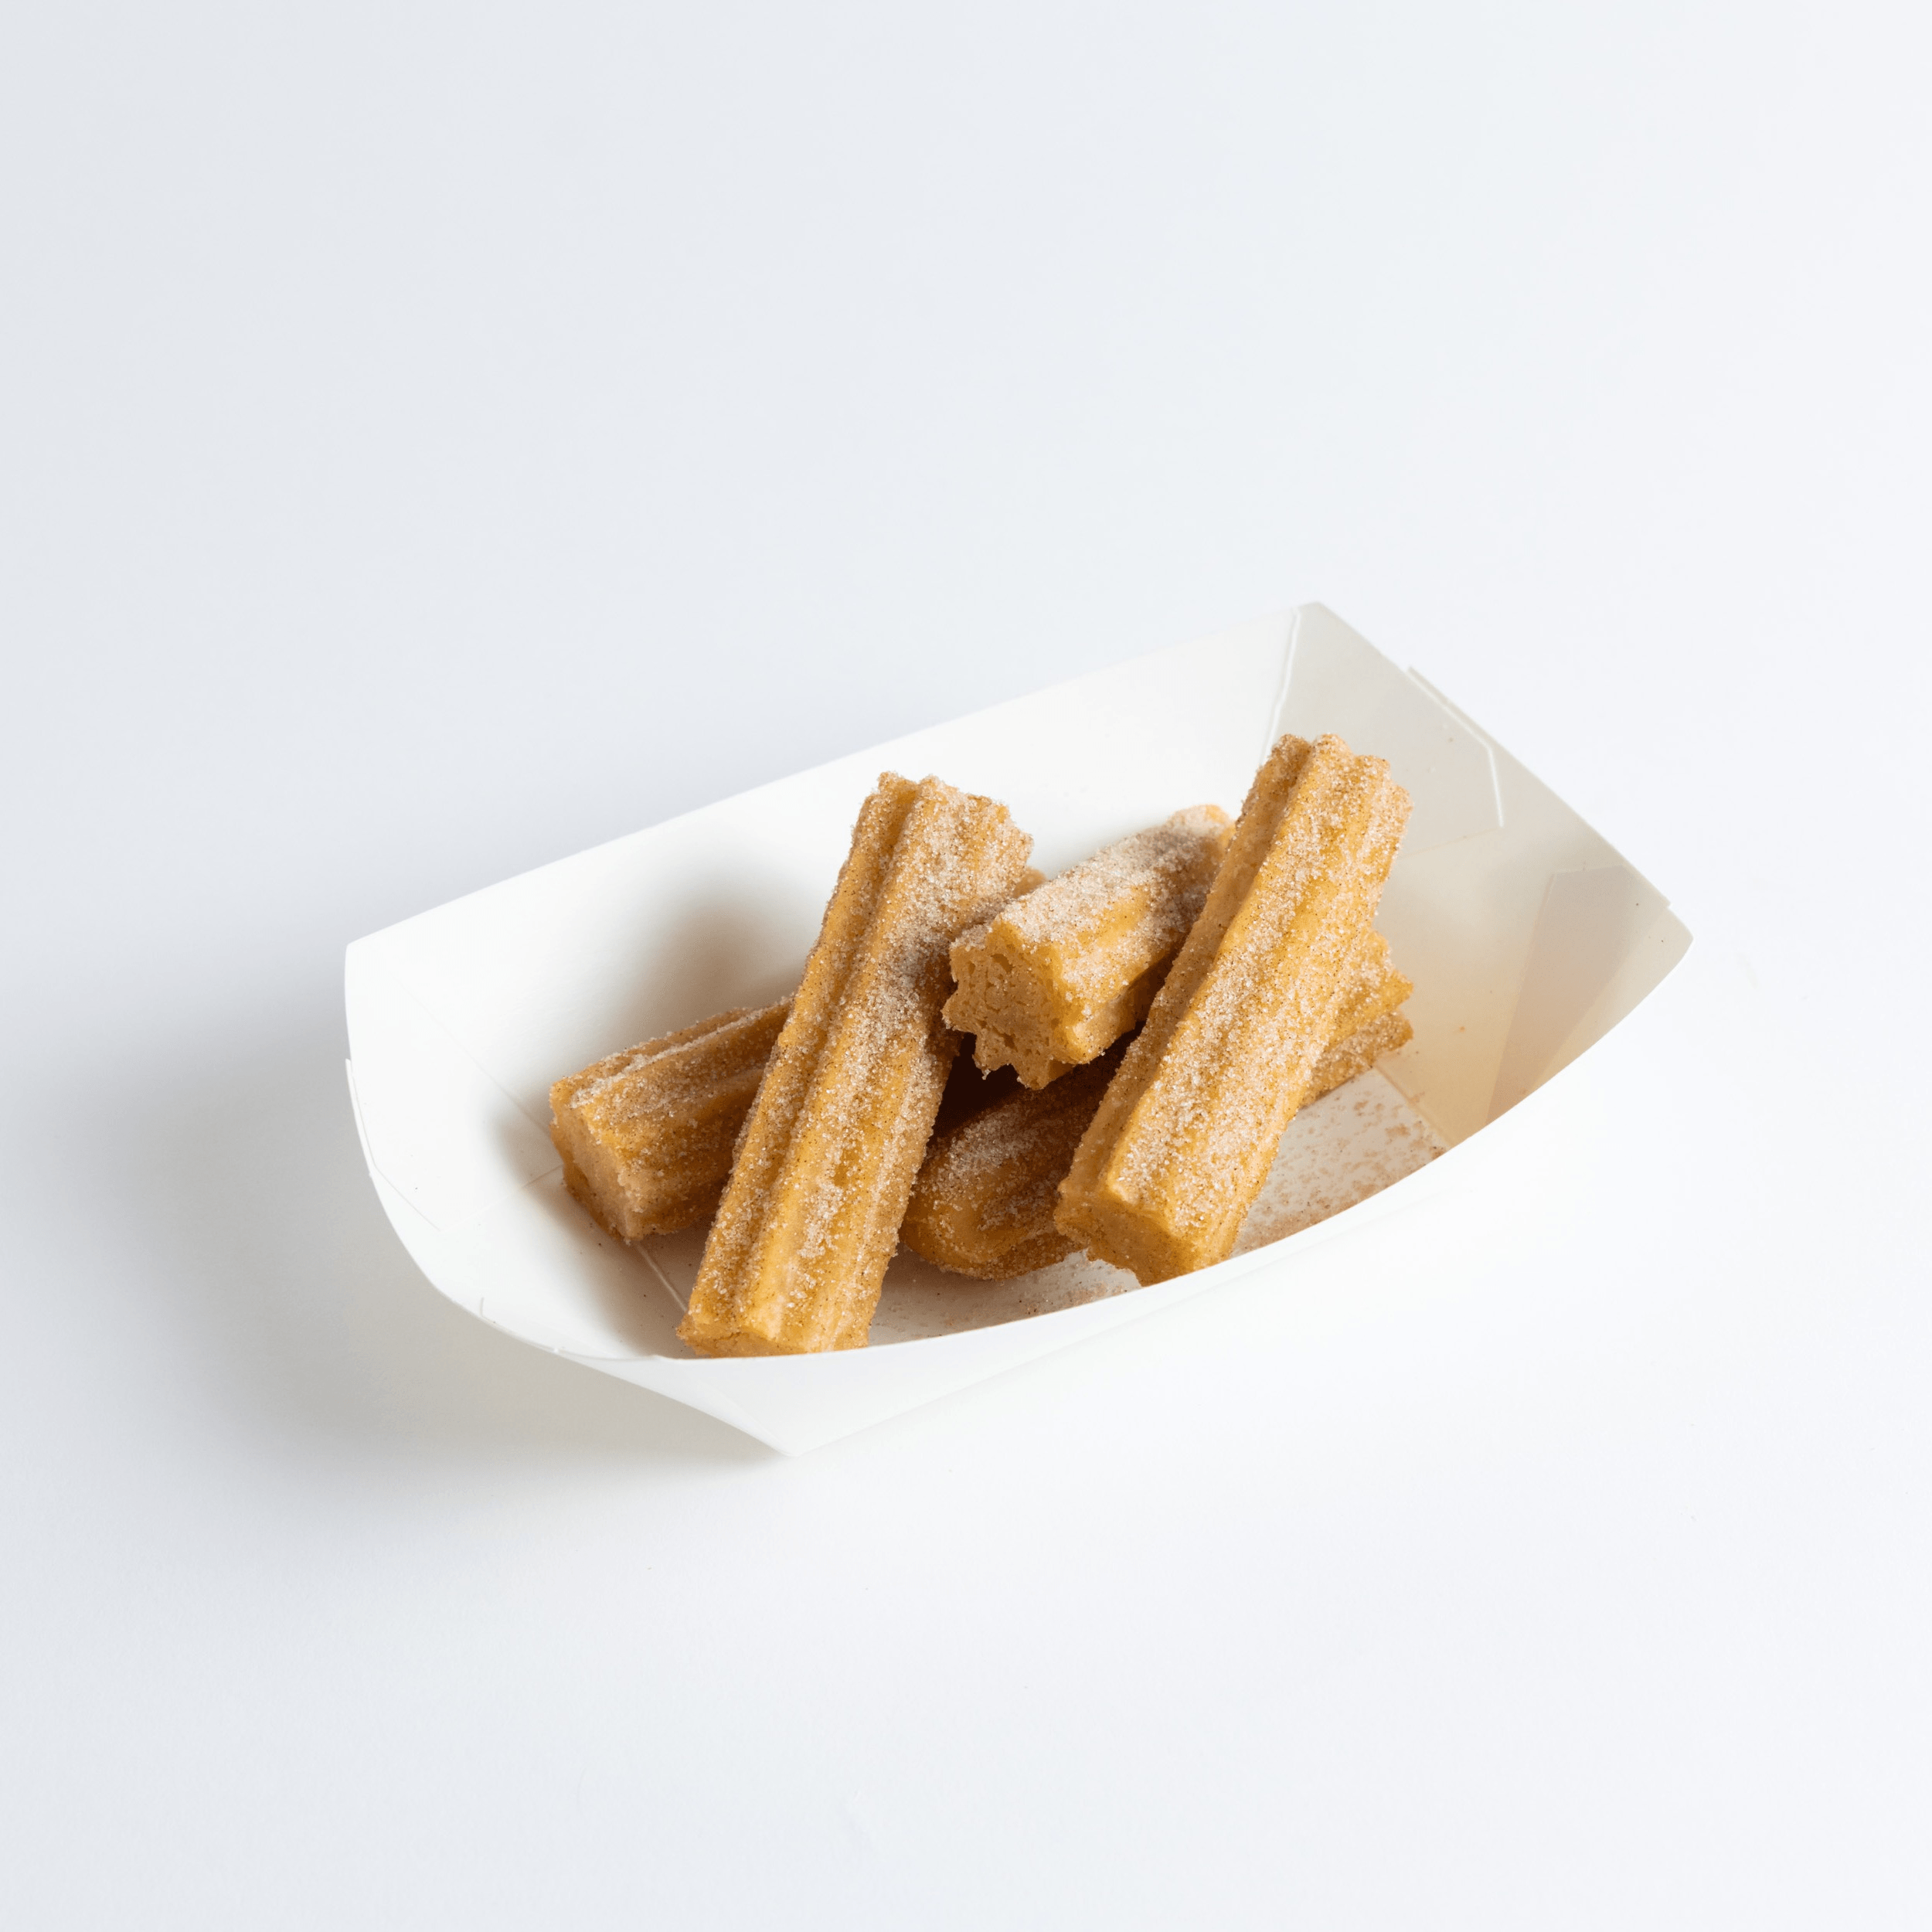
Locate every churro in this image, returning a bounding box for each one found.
[1056,733,1410,1284]
[1307,1006,1412,1096]
[549,1000,790,1240]
[908,943,1413,1281]
[944,806,1232,1087]
[902,1048,1121,1279]
[678,773,1035,1356]
[1328,929,1413,1045]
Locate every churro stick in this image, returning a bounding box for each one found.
[1056,734,1410,1284]
[549,1000,790,1240]
[903,1048,1122,1279]
[678,774,1035,1356]
[908,945,1413,1280]
[944,806,1233,1087]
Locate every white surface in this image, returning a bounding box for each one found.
[2,3,1927,1926]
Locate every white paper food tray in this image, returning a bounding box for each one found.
[345,606,1690,1453]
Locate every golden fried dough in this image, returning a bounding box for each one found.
[1055,734,1410,1285]
[549,1000,790,1240]
[678,774,1035,1356]
[901,1047,1122,1279]
[944,807,1231,1087]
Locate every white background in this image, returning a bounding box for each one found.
[3,2,1927,1925]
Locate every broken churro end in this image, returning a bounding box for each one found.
[944,805,1232,1087]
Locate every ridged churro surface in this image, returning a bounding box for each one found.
[1056,733,1410,1284]
[549,1000,790,1240]
[902,1048,1121,1279]
[944,806,1232,1087]
[678,774,1034,1356]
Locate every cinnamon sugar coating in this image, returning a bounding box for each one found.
[1055,734,1410,1285]
[944,806,1232,1088]
[902,1047,1122,1279]
[549,1000,790,1240]
[1307,1006,1412,1096]
[908,942,1413,1282]
[1328,929,1414,1044]
[677,774,1035,1356]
